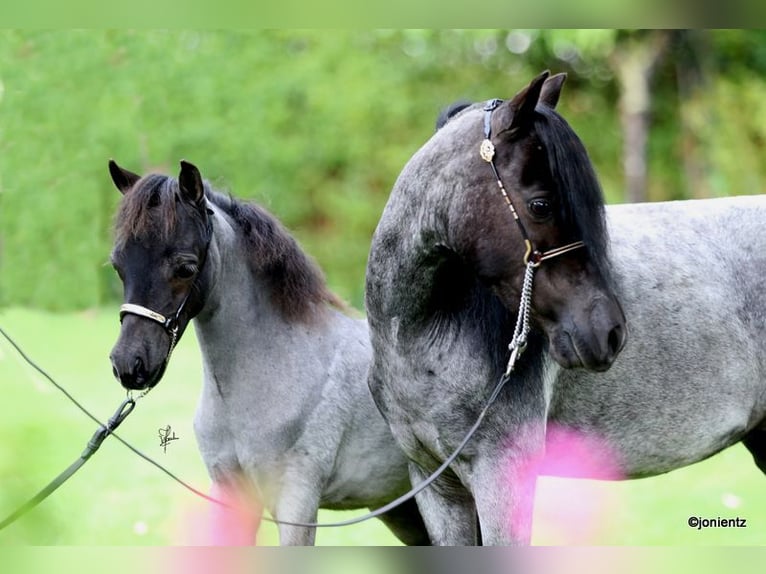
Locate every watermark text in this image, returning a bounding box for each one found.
[158,424,179,453]
[687,516,747,530]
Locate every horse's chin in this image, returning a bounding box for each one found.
[117,364,166,391]
[119,378,155,392]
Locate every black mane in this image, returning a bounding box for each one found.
[533,104,613,287]
[207,190,345,322]
[435,100,474,131]
[115,174,184,247]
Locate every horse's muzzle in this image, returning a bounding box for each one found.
[547,299,627,372]
[110,353,152,390]
[109,319,170,390]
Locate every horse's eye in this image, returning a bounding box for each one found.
[175,264,197,279]
[528,198,552,218]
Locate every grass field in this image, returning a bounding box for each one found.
[1,307,764,546]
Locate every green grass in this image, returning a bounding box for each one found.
[1,307,764,546]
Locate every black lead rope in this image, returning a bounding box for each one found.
[0,397,135,530]
[0,325,229,532]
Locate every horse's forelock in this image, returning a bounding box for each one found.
[115,174,178,247]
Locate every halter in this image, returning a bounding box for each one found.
[480,98,585,374]
[119,300,186,360]
[118,205,214,383]
[480,98,585,267]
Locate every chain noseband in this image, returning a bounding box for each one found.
[480,98,585,374]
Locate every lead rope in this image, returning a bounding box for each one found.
[505,261,536,375]
[0,327,225,532]
[0,387,138,530]
[0,301,530,533]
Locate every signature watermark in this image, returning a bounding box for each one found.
[158,424,179,453]
[687,516,747,530]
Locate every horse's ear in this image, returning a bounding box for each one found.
[178,160,205,206]
[539,72,567,109]
[109,159,141,194]
[495,70,550,136]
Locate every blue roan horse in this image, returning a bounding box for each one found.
[107,160,429,545]
[367,71,766,545]
[366,71,628,545]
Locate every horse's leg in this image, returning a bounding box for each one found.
[273,470,322,546]
[206,480,262,545]
[409,463,478,545]
[468,425,545,546]
[376,498,432,546]
[468,457,537,545]
[742,426,766,475]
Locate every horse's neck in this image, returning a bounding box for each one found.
[192,211,322,381]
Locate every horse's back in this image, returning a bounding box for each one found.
[549,195,766,477]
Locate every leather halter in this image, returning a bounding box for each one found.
[480,98,585,267]
[119,300,186,358]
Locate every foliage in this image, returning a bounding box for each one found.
[0,30,764,310]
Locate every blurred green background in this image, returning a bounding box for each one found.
[1,29,765,310]
[1,30,765,546]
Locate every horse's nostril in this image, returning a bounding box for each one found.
[133,356,144,375]
[607,324,624,356]
[112,364,119,379]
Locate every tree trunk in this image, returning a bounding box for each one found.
[611,32,671,203]
[675,30,713,199]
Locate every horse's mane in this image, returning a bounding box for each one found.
[533,105,613,288]
[208,190,347,322]
[434,100,474,131]
[115,174,346,324]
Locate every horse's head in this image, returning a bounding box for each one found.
[108,160,213,390]
[445,71,626,371]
